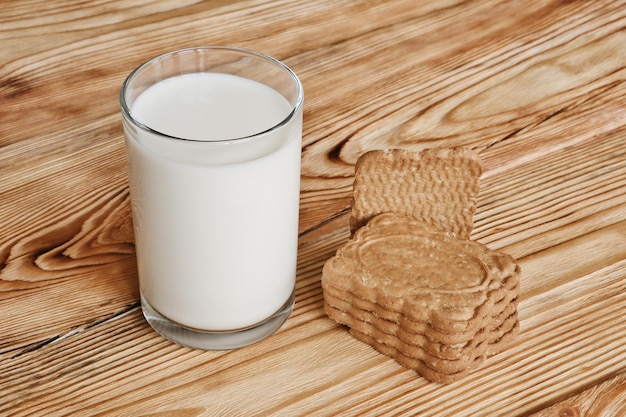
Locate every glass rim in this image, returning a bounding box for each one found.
[119,46,304,143]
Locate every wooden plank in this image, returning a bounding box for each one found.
[529,373,626,416]
[2,212,625,416]
[2,0,626,415]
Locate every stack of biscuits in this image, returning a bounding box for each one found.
[321,148,520,384]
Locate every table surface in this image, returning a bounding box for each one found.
[2,1,626,416]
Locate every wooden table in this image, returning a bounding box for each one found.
[2,1,626,415]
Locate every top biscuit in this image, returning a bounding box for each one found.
[350,147,482,239]
[324,212,520,329]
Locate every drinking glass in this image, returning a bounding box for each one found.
[120,47,303,349]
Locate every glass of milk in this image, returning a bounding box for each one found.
[120,47,303,349]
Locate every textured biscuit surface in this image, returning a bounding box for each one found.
[324,213,520,326]
[350,147,482,238]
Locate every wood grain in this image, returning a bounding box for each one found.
[2,0,626,415]
[530,373,626,417]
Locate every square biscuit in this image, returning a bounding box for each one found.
[350,147,482,238]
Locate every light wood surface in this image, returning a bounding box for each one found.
[2,0,626,415]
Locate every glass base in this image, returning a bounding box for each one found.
[140,291,294,350]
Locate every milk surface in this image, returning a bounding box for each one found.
[125,72,301,330]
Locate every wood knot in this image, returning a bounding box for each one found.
[558,407,580,417]
[0,76,33,99]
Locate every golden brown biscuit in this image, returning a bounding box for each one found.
[324,213,519,326]
[322,267,519,337]
[350,319,519,384]
[321,212,520,383]
[350,147,482,238]
[323,289,518,348]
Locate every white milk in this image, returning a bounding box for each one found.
[125,73,301,331]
